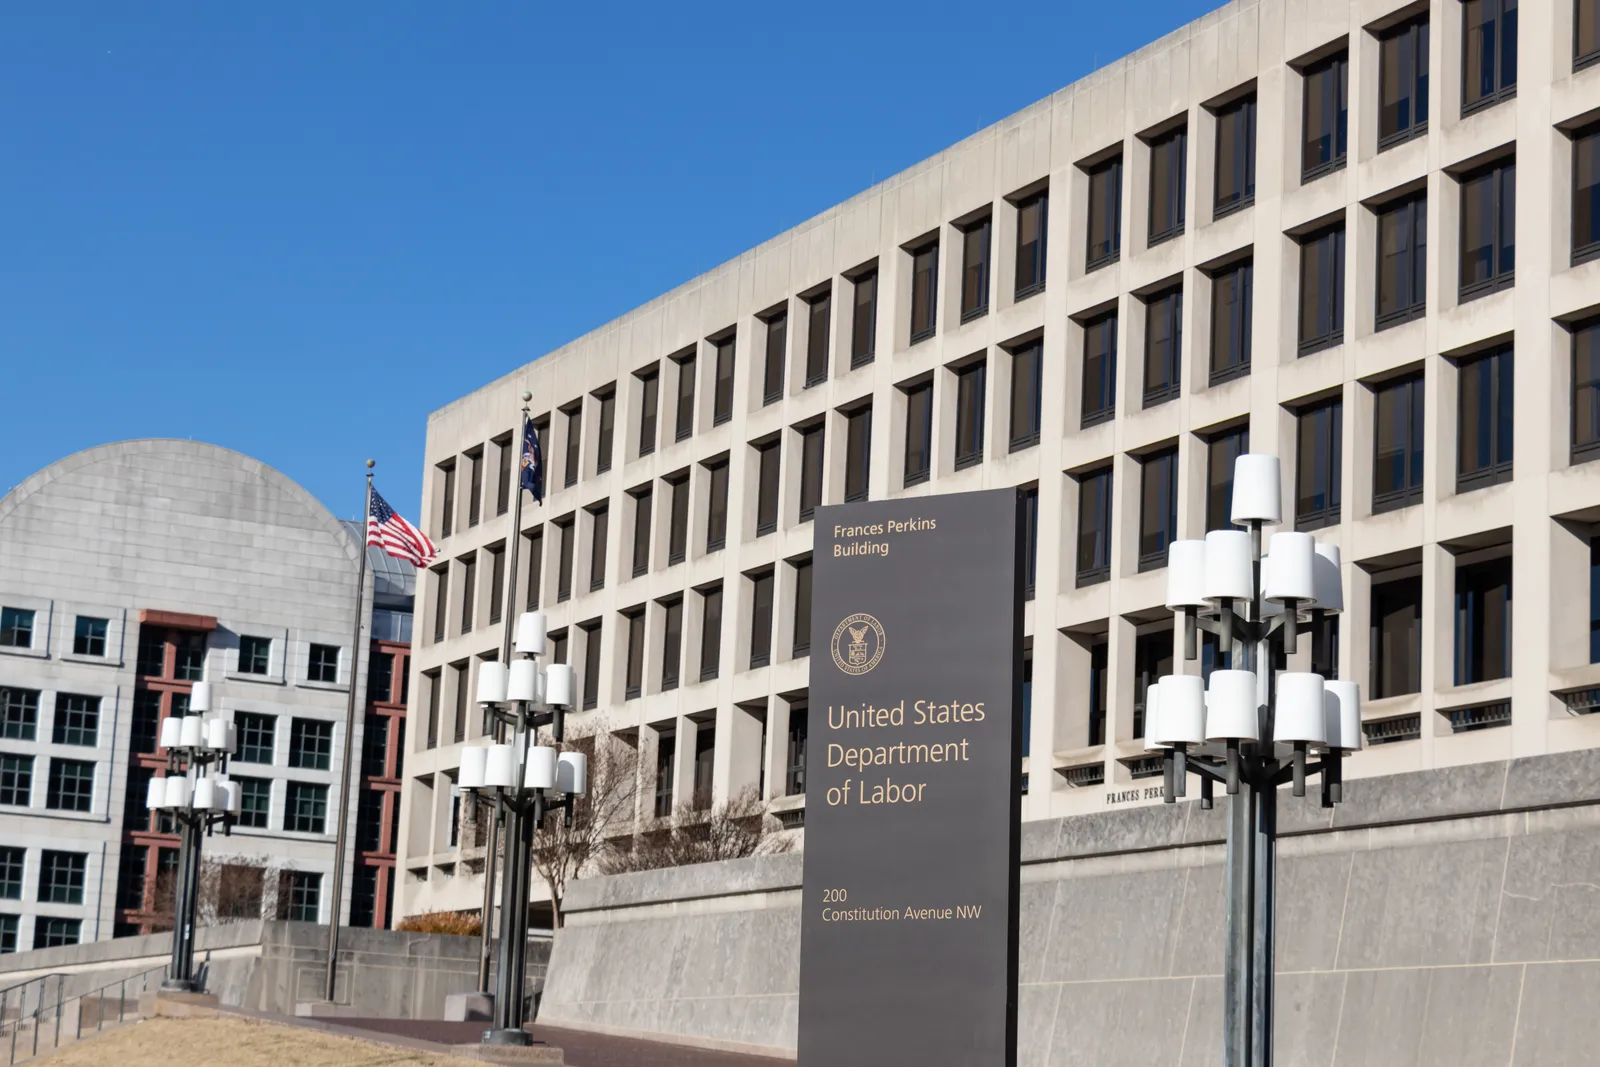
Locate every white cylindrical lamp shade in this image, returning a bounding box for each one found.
[164,775,192,809]
[206,717,230,751]
[145,776,167,810]
[1264,532,1316,603]
[1313,542,1344,613]
[227,778,242,814]
[1230,454,1282,524]
[478,661,509,705]
[507,659,541,704]
[179,716,205,749]
[1324,680,1363,751]
[458,744,489,790]
[484,744,518,789]
[1203,530,1254,602]
[224,721,238,755]
[189,681,213,714]
[557,751,588,796]
[159,716,183,750]
[192,778,217,811]
[1205,670,1261,741]
[544,664,575,708]
[515,612,548,656]
[525,745,558,789]
[1154,674,1206,745]
[1274,673,1327,744]
[1164,541,1210,609]
[1142,681,1169,752]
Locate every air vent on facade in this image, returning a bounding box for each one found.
[1363,714,1422,746]
[1446,702,1512,733]
[1059,763,1106,788]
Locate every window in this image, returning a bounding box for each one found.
[1076,467,1114,587]
[763,311,787,405]
[1086,638,1109,745]
[0,848,20,900]
[1574,319,1600,462]
[1296,398,1344,530]
[706,460,729,552]
[1206,427,1250,531]
[70,617,107,657]
[285,782,328,834]
[556,517,575,601]
[661,599,683,691]
[904,382,934,486]
[488,544,505,625]
[46,759,93,812]
[1139,449,1179,571]
[235,776,271,828]
[52,694,98,746]
[1581,0,1600,69]
[1143,288,1182,407]
[432,566,449,644]
[589,505,609,591]
[1577,127,1600,265]
[1376,195,1427,328]
[801,291,831,388]
[667,477,689,565]
[290,718,333,771]
[496,433,513,516]
[362,714,390,776]
[1379,18,1430,147]
[1148,127,1187,245]
[1458,346,1514,490]
[459,554,476,633]
[0,916,16,954]
[654,734,675,818]
[1371,575,1423,698]
[1302,52,1349,180]
[799,425,825,520]
[955,362,986,470]
[0,755,30,806]
[713,335,736,425]
[1081,311,1118,427]
[1592,538,1600,662]
[699,585,723,682]
[1133,630,1173,738]
[1298,224,1346,355]
[1373,375,1425,513]
[1009,342,1042,451]
[625,611,645,699]
[639,367,660,456]
[356,790,384,852]
[561,405,582,489]
[235,712,275,764]
[960,216,991,321]
[1015,193,1048,298]
[438,461,456,539]
[1463,0,1517,114]
[1,688,38,741]
[33,918,79,949]
[1021,487,1039,601]
[466,448,483,528]
[1214,95,1257,216]
[786,706,808,796]
[310,643,342,684]
[124,767,153,832]
[1456,556,1512,684]
[130,690,159,753]
[423,669,440,748]
[756,443,780,536]
[350,867,379,928]
[909,241,939,344]
[851,270,878,367]
[750,570,775,668]
[0,608,34,649]
[675,354,696,441]
[845,407,872,502]
[452,661,469,744]
[239,635,271,676]
[1210,260,1252,383]
[1311,614,1340,679]
[1460,160,1515,299]
[631,489,652,577]
[525,529,543,611]
[793,558,814,657]
[283,871,321,922]
[118,842,149,908]
[1086,156,1122,270]
[581,622,601,710]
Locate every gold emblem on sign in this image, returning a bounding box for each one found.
[831,613,886,676]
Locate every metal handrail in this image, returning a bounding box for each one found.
[0,964,164,1065]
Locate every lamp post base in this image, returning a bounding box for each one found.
[481,1027,533,1047]
[160,977,197,994]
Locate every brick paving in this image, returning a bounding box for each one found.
[323,1017,791,1067]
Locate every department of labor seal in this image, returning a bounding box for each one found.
[831,613,886,676]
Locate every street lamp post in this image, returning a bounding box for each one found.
[456,610,587,1048]
[144,681,241,993]
[1147,453,1362,1067]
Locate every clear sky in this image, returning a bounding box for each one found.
[0,1,1218,521]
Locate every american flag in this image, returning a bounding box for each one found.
[367,487,437,566]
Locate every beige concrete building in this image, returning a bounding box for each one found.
[397,0,1600,920]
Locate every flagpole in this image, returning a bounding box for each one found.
[478,391,534,991]
[325,460,374,1003]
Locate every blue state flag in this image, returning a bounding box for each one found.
[520,416,544,504]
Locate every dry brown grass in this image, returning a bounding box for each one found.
[395,910,483,936]
[43,1016,484,1067]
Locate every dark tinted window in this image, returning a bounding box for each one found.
[1081,312,1118,427]
[1460,160,1516,298]
[756,442,780,536]
[1009,341,1043,451]
[556,518,574,601]
[845,407,872,503]
[1021,487,1039,600]
[713,336,736,425]
[1087,157,1122,269]
[1299,224,1346,354]
[632,490,651,577]
[638,369,658,456]
[910,243,939,344]
[596,392,615,473]
[955,363,986,470]
[1372,375,1425,513]
[564,407,581,489]
[1371,575,1423,698]
[1138,449,1179,571]
[1463,0,1517,115]
[905,383,934,486]
[1206,426,1250,532]
[750,571,774,668]
[1214,95,1257,215]
[1133,630,1173,738]
[961,216,991,321]
[588,504,608,591]
[851,271,877,367]
[1302,53,1349,180]
[625,611,645,699]
[582,623,601,710]
[1015,193,1048,298]
[1581,0,1600,68]
[1377,195,1427,327]
[1456,557,1512,684]
[1210,260,1252,383]
[763,311,786,405]
[1076,467,1114,586]
[1379,18,1430,146]
[793,559,813,657]
[1143,289,1182,407]
[675,355,695,441]
[1574,319,1600,461]
[700,586,723,681]
[1,688,38,742]
[1574,127,1600,265]
[1148,128,1187,244]
[1296,398,1344,530]
[667,477,689,565]
[806,292,831,386]
[661,599,682,690]
[1458,346,1514,490]
[799,425,824,520]
[705,460,729,552]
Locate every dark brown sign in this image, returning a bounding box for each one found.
[797,488,1023,1067]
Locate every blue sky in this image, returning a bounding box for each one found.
[0,1,1217,520]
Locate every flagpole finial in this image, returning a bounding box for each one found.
[365,459,375,470]
[521,390,532,403]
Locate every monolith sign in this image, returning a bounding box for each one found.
[797,488,1023,1067]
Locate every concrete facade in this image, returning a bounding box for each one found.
[0,440,411,950]
[402,0,1600,922]
[539,748,1600,1065]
